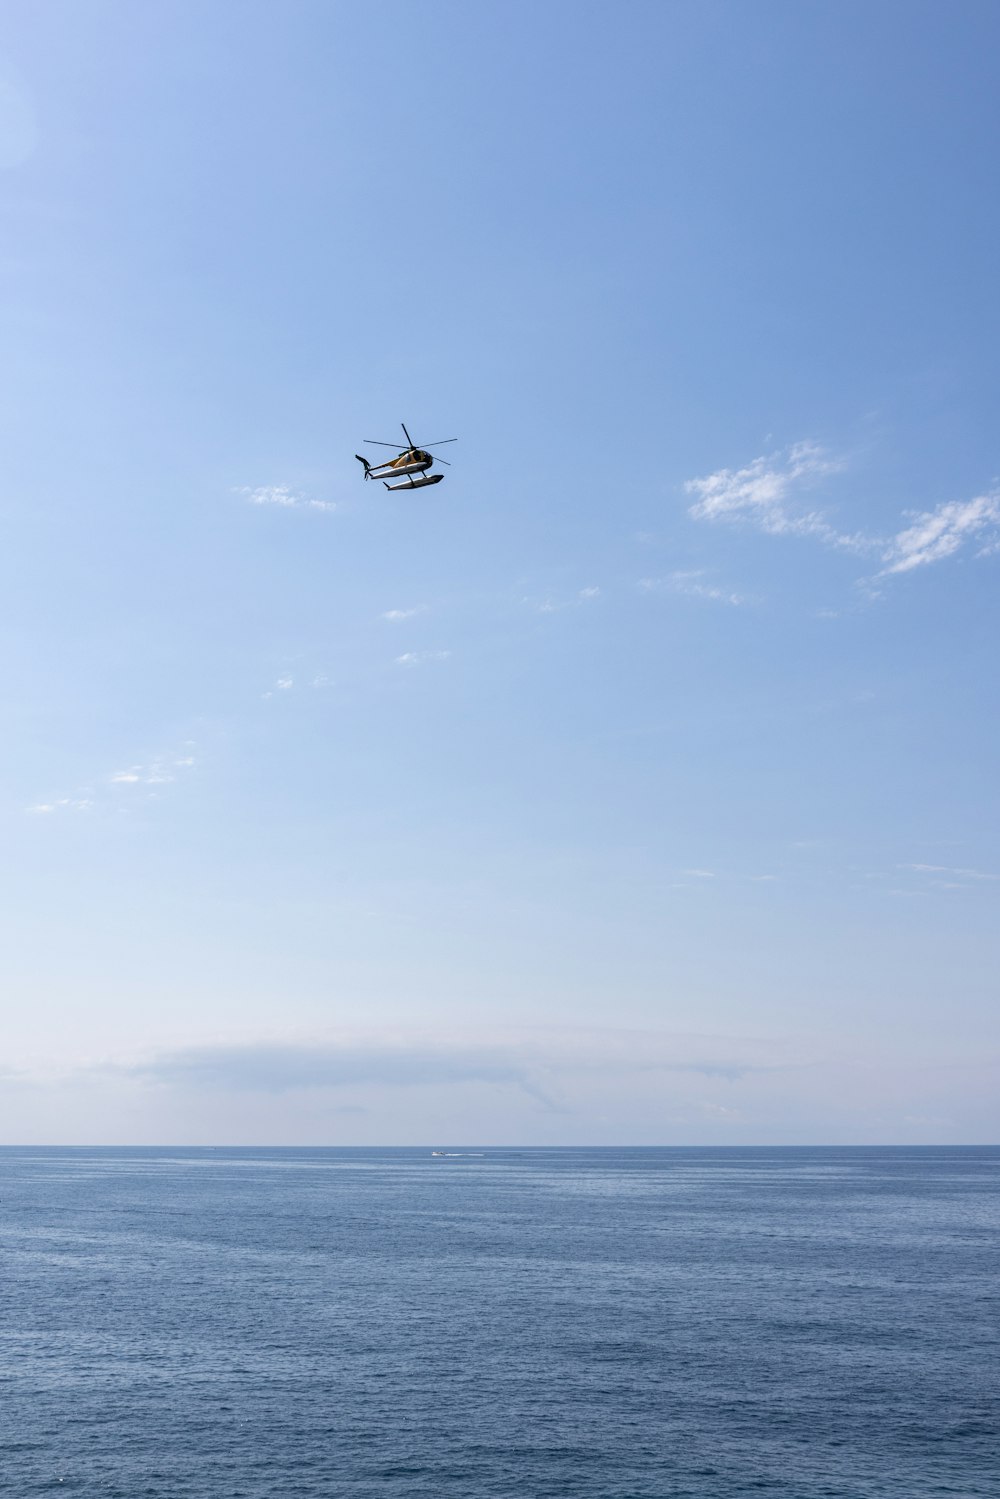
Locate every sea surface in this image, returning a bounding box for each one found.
[1,1147,997,1498]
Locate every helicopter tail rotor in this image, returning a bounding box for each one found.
[355,454,372,478]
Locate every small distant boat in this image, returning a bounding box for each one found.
[431,1150,446,1157]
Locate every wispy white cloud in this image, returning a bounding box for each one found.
[242,484,297,508]
[27,746,197,816]
[109,753,195,787]
[395,650,451,667]
[879,492,1000,575]
[639,570,749,605]
[899,863,997,883]
[525,586,602,613]
[686,444,1000,587]
[262,670,332,699]
[666,867,718,890]
[382,607,425,622]
[26,797,93,814]
[685,443,863,547]
[235,484,336,513]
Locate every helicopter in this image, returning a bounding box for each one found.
[355,423,457,490]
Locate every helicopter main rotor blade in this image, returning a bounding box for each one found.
[418,439,458,447]
[426,455,451,466]
[364,439,409,448]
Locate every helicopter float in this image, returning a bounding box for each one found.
[355,423,456,491]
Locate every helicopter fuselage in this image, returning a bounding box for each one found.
[358,448,432,481]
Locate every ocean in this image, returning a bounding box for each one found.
[1,1146,997,1497]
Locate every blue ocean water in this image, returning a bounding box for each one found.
[1,1147,997,1498]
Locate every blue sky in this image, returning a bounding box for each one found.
[2,0,998,1143]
